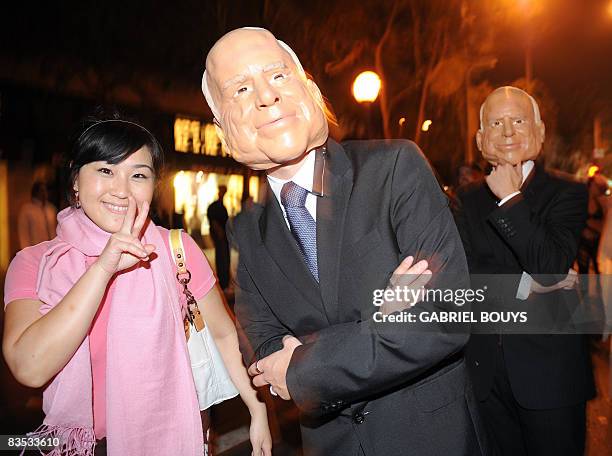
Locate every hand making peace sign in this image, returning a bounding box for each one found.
[95,196,156,275]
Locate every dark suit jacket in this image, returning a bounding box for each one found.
[229,139,489,456]
[454,165,595,409]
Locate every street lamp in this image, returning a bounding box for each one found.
[398,117,406,137]
[352,71,381,138]
[352,71,381,103]
[588,165,600,178]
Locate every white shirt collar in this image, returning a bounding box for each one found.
[267,150,316,197]
[266,150,318,225]
[521,160,534,185]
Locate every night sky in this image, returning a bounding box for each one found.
[486,0,612,142]
[2,0,611,151]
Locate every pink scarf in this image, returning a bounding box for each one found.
[30,207,203,455]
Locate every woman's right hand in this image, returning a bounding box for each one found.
[95,197,156,276]
[249,407,272,456]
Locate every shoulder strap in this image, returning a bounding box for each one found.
[170,229,205,333]
[169,229,188,275]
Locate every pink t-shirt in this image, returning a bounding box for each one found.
[4,227,216,439]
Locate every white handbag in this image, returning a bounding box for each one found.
[169,229,239,411]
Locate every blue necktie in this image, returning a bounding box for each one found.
[281,181,319,282]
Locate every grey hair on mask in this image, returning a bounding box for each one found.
[201,27,307,120]
[479,86,542,131]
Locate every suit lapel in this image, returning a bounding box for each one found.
[316,140,353,323]
[480,164,546,264]
[521,163,547,207]
[258,178,326,316]
[478,182,508,265]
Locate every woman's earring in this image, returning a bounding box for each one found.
[75,191,81,208]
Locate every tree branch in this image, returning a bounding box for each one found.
[375,0,402,138]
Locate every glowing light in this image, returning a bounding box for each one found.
[352,71,381,103]
[249,176,260,203]
[175,117,228,156]
[204,123,220,156]
[173,171,188,213]
[174,171,258,236]
[587,165,600,178]
[174,119,191,153]
[512,0,545,18]
[398,117,406,126]
[421,120,433,132]
[196,174,218,235]
[608,0,612,18]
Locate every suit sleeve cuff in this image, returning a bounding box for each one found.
[516,271,533,300]
[488,193,529,241]
[286,344,324,414]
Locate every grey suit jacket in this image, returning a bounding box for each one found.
[230,139,489,456]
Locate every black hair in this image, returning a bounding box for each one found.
[66,114,164,205]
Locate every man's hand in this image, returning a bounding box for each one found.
[531,268,578,294]
[248,335,302,400]
[486,163,523,201]
[382,255,433,315]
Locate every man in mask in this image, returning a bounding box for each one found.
[455,86,595,455]
[203,27,488,455]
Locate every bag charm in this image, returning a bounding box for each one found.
[178,270,205,338]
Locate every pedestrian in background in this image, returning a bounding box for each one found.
[207,185,230,291]
[455,86,594,456]
[18,181,57,249]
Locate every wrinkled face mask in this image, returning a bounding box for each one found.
[208,31,328,170]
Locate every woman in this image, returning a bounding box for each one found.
[2,118,272,455]
[596,181,612,339]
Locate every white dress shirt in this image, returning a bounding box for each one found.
[494,160,535,300]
